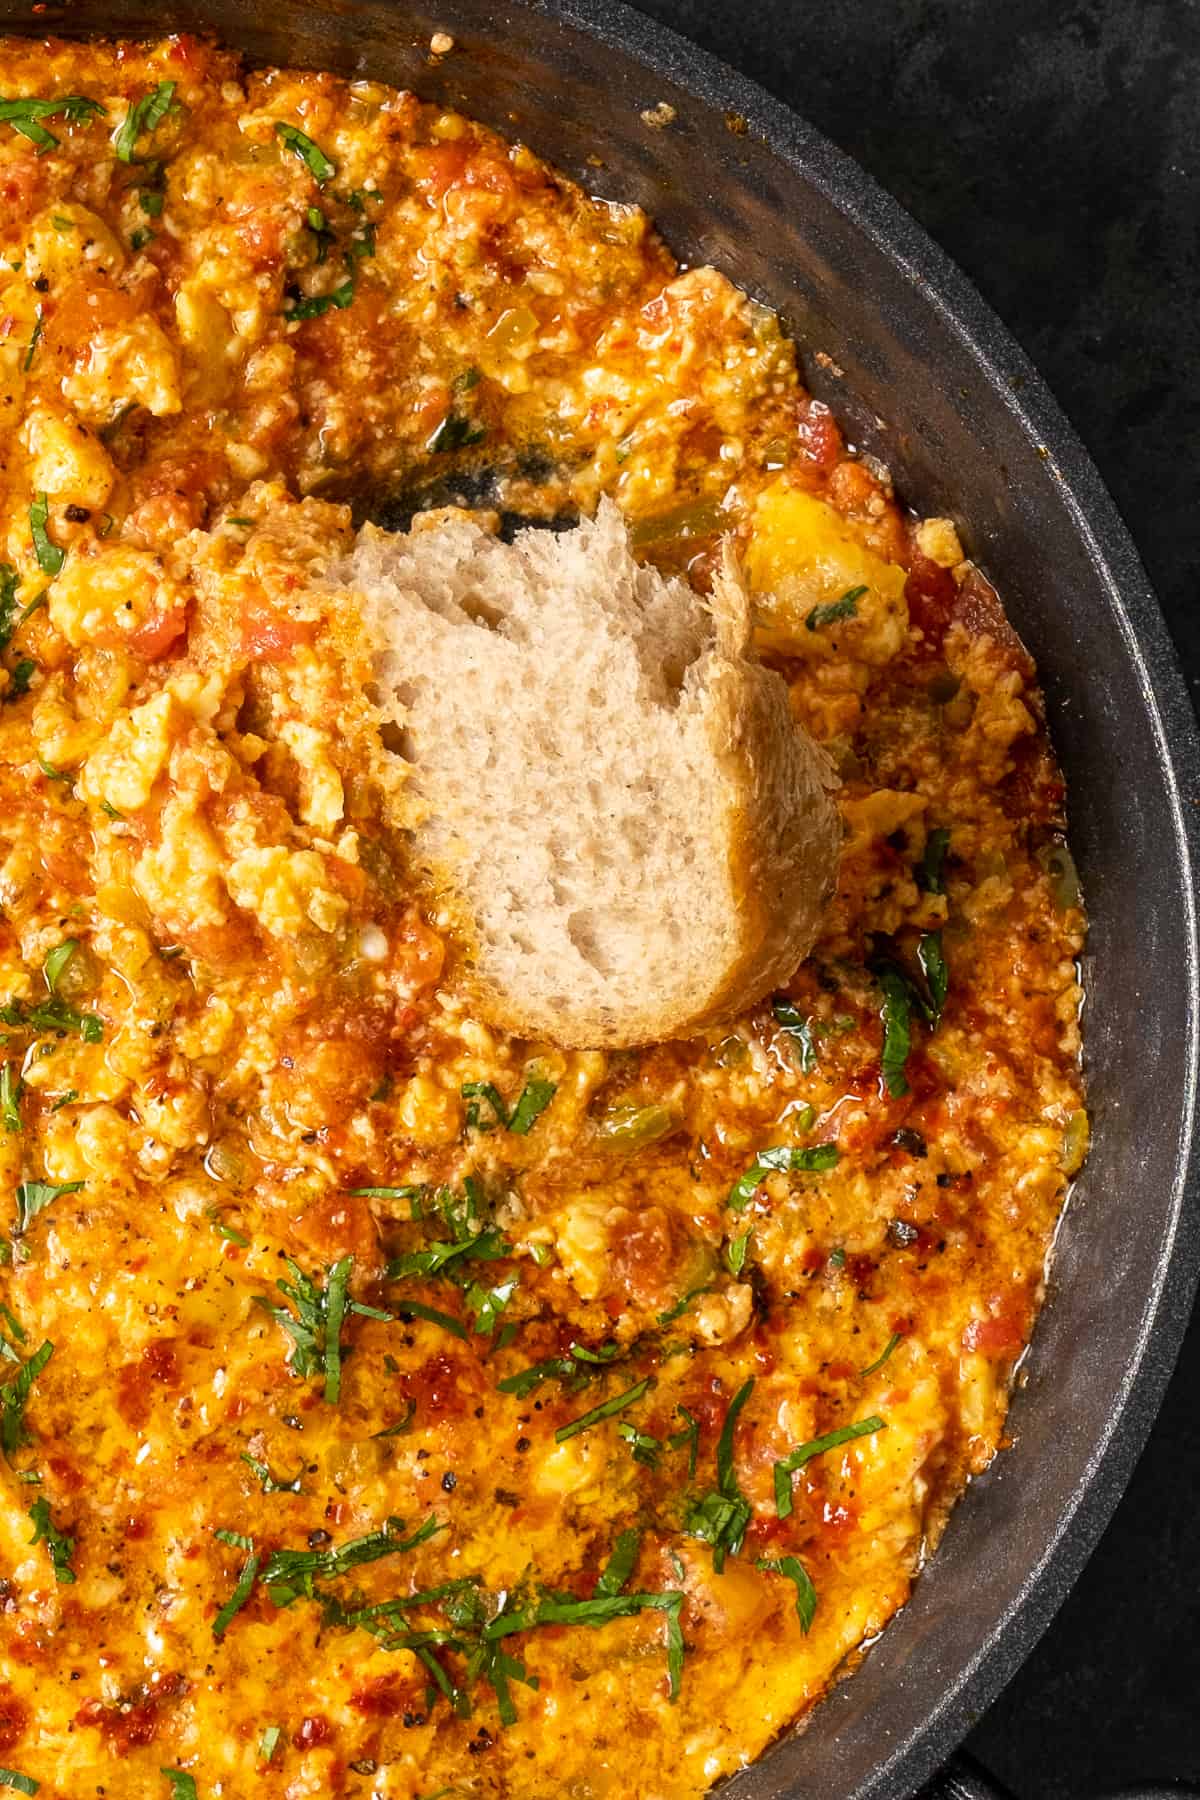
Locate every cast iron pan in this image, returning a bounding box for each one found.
[2,2,1198,1795]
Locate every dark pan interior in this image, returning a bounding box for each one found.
[2,2,1198,1795]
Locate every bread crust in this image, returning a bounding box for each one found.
[348,505,841,1048]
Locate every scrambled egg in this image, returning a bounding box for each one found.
[0,33,1085,1800]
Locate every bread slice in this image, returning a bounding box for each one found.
[341,499,840,1047]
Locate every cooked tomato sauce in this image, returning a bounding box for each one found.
[0,33,1086,1800]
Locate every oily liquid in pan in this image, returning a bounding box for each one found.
[0,31,1085,1800]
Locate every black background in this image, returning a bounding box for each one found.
[628,3,1200,1797]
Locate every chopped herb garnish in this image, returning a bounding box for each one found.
[1,1338,52,1454]
[42,939,77,994]
[7,661,34,699]
[0,92,104,154]
[684,1377,753,1572]
[48,1090,78,1112]
[0,1064,21,1134]
[860,1333,903,1379]
[160,1770,198,1800]
[462,1075,555,1134]
[555,1377,650,1444]
[211,1532,261,1638]
[617,1419,662,1467]
[22,314,42,373]
[259,1255,392,1402]
[728,1142,839,1213]
[877,968,912,1098]
[258,1725,281,1763]
[261,1514,441,1605]
[7,995,103,1040]
[210,1212,249,1246]
[773,1414,886,1520]
[0,1770,38,1795]
[771,995,816,1071]
[373,1398,417,1438]
[113,81,176,162]
[387,1223,507,1282]
[348,1183,425,1206]
[806,583,866,631]
[482,1583,685,1701]
[0,565,18,651]
[274,120,336,183]
[427,410,487,453]
[15,1178,83,1233]
[283,277,354,320]
[757,1554,818,1631]
[139,187,165,215]
[29,494,64,576]
[464,1276,518,1336]
[28,1493,75,1583]
[595,1527,641,1596]
[129,226,155,251]
[917,826,951,894]
[496,1340,621,1399]
[726,1230,752,1275]
[655,1283,711,1325]
[225,516,253,528]
[917,930,949,1025]
[241,1452,303,1494]
[393,1297,467,1339]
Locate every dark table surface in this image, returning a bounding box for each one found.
[628,3,1200,1796]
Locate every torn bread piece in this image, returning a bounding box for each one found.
[342,499,840,1047]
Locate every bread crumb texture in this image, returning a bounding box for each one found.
[0,32,1084,1800]
[344,500,841,1046]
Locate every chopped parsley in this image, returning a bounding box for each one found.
[917,826,951,894]
[0,1338,53,1455]
[259,1254,393,1403]
[28,1493,75,1583]
[21,314,41,373]
[860,1333,903,1379]
[617,1419,662,1467]
[461,1074,555,1134]
[0,1771,38,1795]
[427,409,487,453]
[42,940,78,995]
[0,92,104,153]
[464,1276,518,1336]
[113,82,177,162]
[0,1064,21,1134]
[29,494,64,577]
[0,565,19,651]
[917,930,949,1025]
[261,1513,442,1606]
[497,1340,622,1399]
[771,995,816,1071]
[6,661,34,699]
[387,1223,507,1281]
[806,583,866,631]
[773,1414,886,1520]
[728,1142,840,1213]
[877,968,913,1098]
[160,1770,198,1800]
[283,276,355,320]
[212,1530,262,1639]
[0,995,102,1042]
[15,1179,83,1234]
[240,1452,303,1494]
[684,1377,753,1571]
[726,1229,752,1275]
[756,1554,818,1631]
[555,1377,650,1444]
[274,120,336,183]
